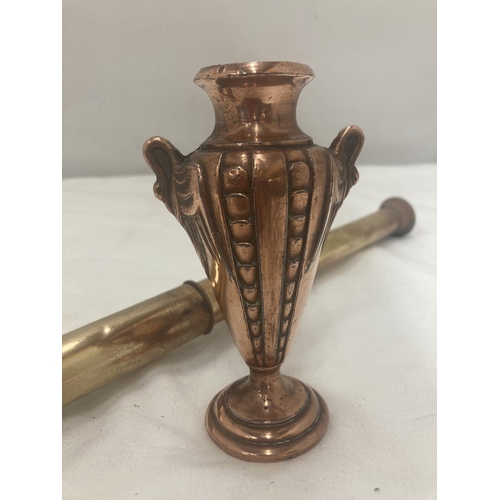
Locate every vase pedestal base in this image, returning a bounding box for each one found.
[205,370,329,463]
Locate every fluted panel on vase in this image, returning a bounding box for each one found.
[219,151,264,367]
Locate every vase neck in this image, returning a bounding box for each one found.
[195,65,314,148]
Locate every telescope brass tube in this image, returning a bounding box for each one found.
[317,197,415,273]
[62,198,415,407]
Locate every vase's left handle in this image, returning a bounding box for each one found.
[143,136,185,219]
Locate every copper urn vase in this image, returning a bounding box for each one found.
[144,61,364,462]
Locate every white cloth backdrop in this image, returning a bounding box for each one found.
[63,164,436,499]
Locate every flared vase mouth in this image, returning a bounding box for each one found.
[194,61,314,84]
[194,61,314,147]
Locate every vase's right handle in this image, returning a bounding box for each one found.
[329,125,365,198]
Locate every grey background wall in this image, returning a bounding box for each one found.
[63,0,436,178]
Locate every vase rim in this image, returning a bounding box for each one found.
[194,61,314,83]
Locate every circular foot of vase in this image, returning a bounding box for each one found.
[205,375,329,462]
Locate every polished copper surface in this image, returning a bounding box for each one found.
[144,61,365,462]
[62,198,415,408]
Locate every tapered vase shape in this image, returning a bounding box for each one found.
[144,61,364,462]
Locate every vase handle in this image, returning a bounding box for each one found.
[329,125,364,196]
[143,136,185,218]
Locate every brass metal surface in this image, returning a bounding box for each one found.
[62,198,415,408]
[62,280,217,407]
[144,61,365,462]
[318,198,415,273]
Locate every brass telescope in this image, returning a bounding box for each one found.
[62,198,415,407]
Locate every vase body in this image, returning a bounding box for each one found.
[144,62,364,462]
